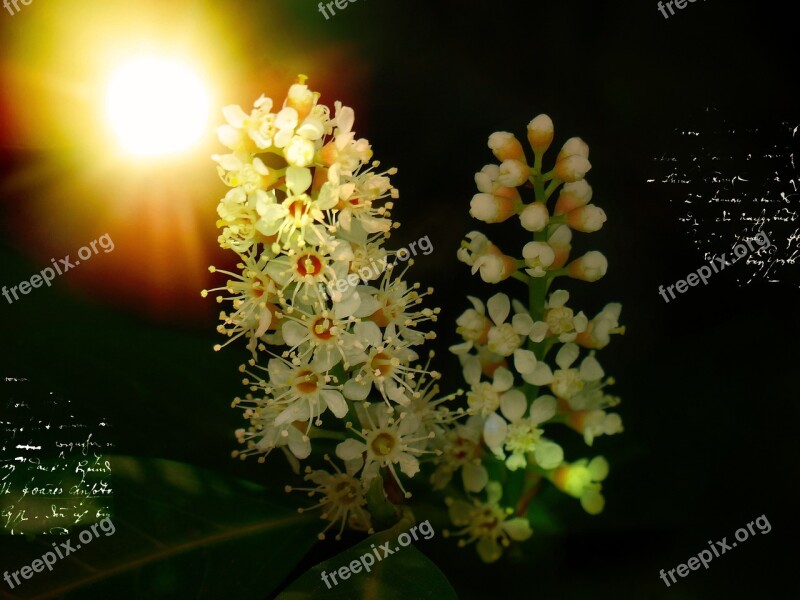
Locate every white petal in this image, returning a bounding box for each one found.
[286,166,312,194]
[487,292,511,326]
[321,390,348,418]
[268,359,291,385]
[581,491,605,515]
[397,453,420,478]
[521,362,554,386]
[387,383,411,406]
[462,355,482,386]
[256,203,288,222]
[449,340,474,355]
[483,413,508,449]
[462,462,488,493]
[533,440,564,469]
[311,350,338,373]
[332,289,362,320]
[477,538,502,563]
[354,321,383,348]
[512,313,534,336]
[466,295,486,314]
[548,289,569,308]
[529,321,549,343]
[513,349,537,374]
[588,456,609,481]
[343,379,370,401]
[555,342,580,370]
[255,309,272,338]
[486,481,503,505]
[336,438,366,461]
[288,433,311,459]
[580,355,605,382]
[222,104,248,128]
[281,321,308,347]
[500,390,526,422]
[502,518,533,541]
[492,367,514,392]
[275,401,311,426]
[511,299,528,315]
[530,395,556,424]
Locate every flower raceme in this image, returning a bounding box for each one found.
[448,114,625,562]
[206,76,453,540]
[206,81,626,562]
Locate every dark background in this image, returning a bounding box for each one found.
[2,0,798,598]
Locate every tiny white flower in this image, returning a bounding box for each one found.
[483,395,562,471]
[522,241,555,278]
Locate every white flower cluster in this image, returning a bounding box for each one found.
[443,114,626,562]
[205,77,456,541]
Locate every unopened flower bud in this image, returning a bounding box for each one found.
[488,132,526,162]
[470,193,518,224]
[555,155,592,182]
[555,180,593,215]
[475,164,500,193]
[519,202,550,232]
[286,80,315,121]
[557,137,590,161]
[498,159,531,187]
[548,224,573,269]
[567,205,607,233]
[567,251,608,282]
[527,114,554,154]
[285,136,316,167]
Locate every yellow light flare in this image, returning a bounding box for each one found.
[105,55,211,158]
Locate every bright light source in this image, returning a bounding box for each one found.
[105,56,210,158]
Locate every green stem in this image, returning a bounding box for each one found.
[511,271,532,285]
[308,429,348,441]
[532,153,545,201]
[544,179,561,201]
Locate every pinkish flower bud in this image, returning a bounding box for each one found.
[470,193,519,224]
[527,114,554,154]
[555,155,592,183]
[498,159,531,187]
[286,81,315,121]
[488,132,526,162]
[548,224,573,269]
[557,137,590,161]
[567,251,608,282]
[566,205,607,233]
[519,202,550,232]
[554,180,593,215]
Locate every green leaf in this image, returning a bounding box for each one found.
[276,517,458,600]
[6,456,319,599]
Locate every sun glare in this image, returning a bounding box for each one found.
[105,55,211,158]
